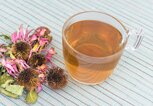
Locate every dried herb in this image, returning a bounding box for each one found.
[47,67,67,89]
[17,68,39,91]
[0,25,68,104]
[0,73,24,98]
[28,53,46,68]
[11,41,31,60]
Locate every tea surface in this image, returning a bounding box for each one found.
[63,20,123,84]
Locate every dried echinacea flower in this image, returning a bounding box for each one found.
[29,27,52,53]
[17,68,39,91]
[28,53,46,68]
[34,27,52,43]
[2,58,29,78]
[11,41,31,60]
[11,25,33,43]
[47,67,67,89]
[35,27,51,38]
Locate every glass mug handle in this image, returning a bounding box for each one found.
[125,28,144,51]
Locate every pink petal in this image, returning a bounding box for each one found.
[21,61,29,69]
[48,47,56,55]
[12,64,19,73]
[2,59,22,78]
[25,29,33,41]
[23,62,30,68]
[11,25,33,42]
[0,48,7,52]
[6,68,14,76]
[5,63,15,72]
[30,34,37,42]
[11,31,17,43]
[37,84,42,93]
[40,29,46,36]
[17,31,21,41]
[36,28,46,36]
[19,61,26,69]
[15,59,29,69]
[38,74,45,78]
[38,38,49,46]
[28,50,33,59]
[45,48,56,68]
[45,48,56,62]
[19,24,24,40]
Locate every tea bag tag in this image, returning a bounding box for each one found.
[125,27,144,51]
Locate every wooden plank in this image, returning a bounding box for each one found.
[0,0,153,105]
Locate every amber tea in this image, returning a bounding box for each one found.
[62,19,125,84]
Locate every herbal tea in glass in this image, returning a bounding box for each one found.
[62,11,131,85]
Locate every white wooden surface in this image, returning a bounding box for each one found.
[0,0,153,106]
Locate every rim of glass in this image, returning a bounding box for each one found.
[62,11,128,59]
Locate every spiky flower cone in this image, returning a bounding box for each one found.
[47,67,67,89]
[17,68,39,91]
[28,53,46,68]
[11,41,31,60]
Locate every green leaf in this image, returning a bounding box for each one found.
[0,73,13,86]
[25,90,38,104]
[0,79,14,88]
[0,87,19,98]
[0,34,11,40]
[0,35,11,44]
[5,85,24,96]
[0,35,11,40]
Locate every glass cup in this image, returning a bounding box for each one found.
[62,11,143,85]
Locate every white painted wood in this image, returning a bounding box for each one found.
[0,0,153,105]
